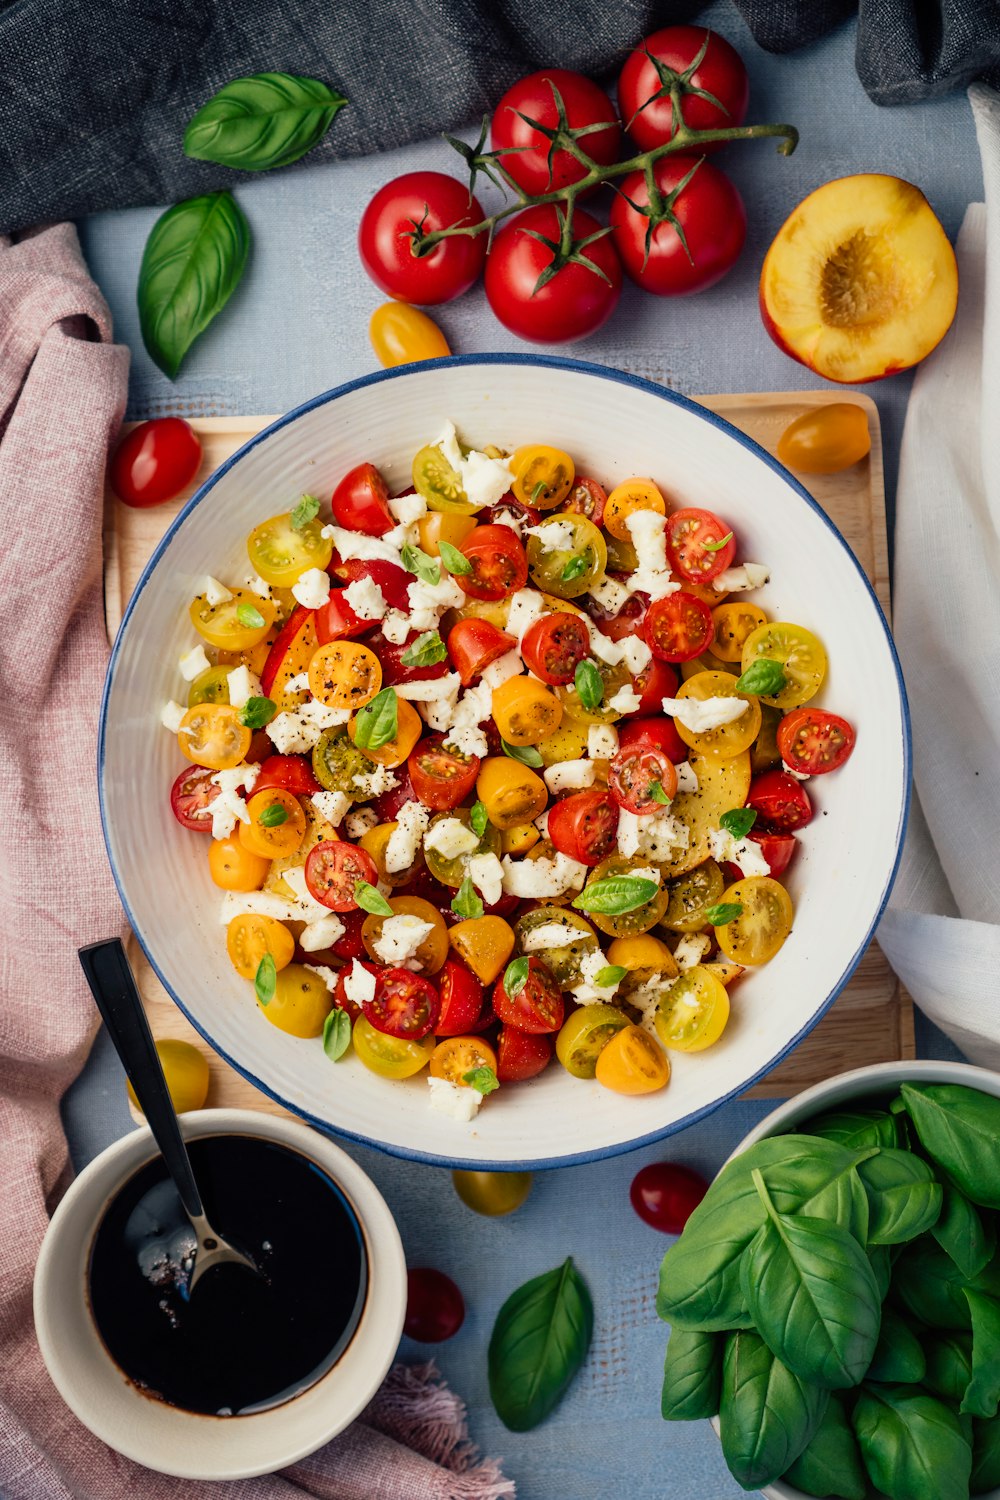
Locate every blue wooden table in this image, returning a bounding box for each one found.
[65,6,981,1494]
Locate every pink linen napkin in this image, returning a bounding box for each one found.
[0,224,513,1500]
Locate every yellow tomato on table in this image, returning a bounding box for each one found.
[128,1040,209,1115]
[369,302,450,367]
[776,403,871,474]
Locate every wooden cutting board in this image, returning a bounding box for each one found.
[104,391,913,1117]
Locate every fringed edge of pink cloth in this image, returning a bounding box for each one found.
[364,1364,515,1498]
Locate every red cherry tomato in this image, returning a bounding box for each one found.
[333,958,377,1022]
[407,736,481,811]
[331,908,367,962]
[497,1025,553,1082]
[618,715,688,765]
[608,744,678,815]
[665,507,737,582]
[359,172,486,305]
[590,591,648,643]
[459,525,528,601]
[437,957,485,1036]
[484,205,622,344]
[487,497,541,531]
[747,770,813,832]
[260,606,313,698]
[447,618,517,686]
[777,708,857,775]
[364,968,441,1040]
[377,633,451,688]
[330,461,394,536]
[560,476,607,527]
[631,656,680,716]
[521,613,590,685]
[252,754,320,797]
[629,1161,709,1233]
[330,557,412,610]
[371,767,416,823]
[610,156,746,296]
[617,25,749,152]
[169,765,217,832]
[548,789,619,866]
[305,841,380,911]
[490,69,621,196]
[109,417,202,508]
[403,1267,465,1342]
[643,591,715,662]
[493,957,564,1034]
[315,589,376,644]
[749,830,798,878]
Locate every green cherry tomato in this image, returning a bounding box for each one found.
[452,1169,533,1217]
[526,514,607,600]
[556,1004,631,1079]
[187,664,231,707]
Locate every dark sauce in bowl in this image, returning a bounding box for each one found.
[88,1135,367,1416]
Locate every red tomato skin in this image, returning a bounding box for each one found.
[330,461,394,536]
[496,1025,553,1082]
[665,507,737,582]
[359,172,486,305]
[747,770,813,832]
[548,789,619,866]
[315,589,373,644]
[618,716,687,765]
[169,765,217,832]
[632,656,680,716]
[404,1268,465,1342]
[560,476,607,527]
[377,634,451,688]
[490,70,621,196]
[487,498,541,531]
[333,958,377,1022]
[371,767,416,823]
[260,606,314,697]
[643,591,715,662]
[109,417,202,508]
[329,557,411,610]
[618,25,749,152]
[252,755,321,797]
[590,590,648,643]
[629,1161,709,1233]
[407,736,481,811]
[492,958,565,1034]
[447,618,517,686]
[305,841,379,911]
[436,957,485,1036]
[521,613,591,686]
[459,525,528,601]
[331,908,367,962]
[484,205,623,344]
[749,830,798,878]
[777,708,857,775]
[364,968,441,1040]
[610,157,746,296]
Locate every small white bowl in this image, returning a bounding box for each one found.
[712,1059,1000,1500]
[33,1109,406,1480]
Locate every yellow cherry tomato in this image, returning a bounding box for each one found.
[582,854,670,938]
[556,1004,631,1079]
[449,915,515,984]
[430,1035,498,1084]
[417,510,477,557]
[679,650,734,682]
[662,859,725,932]
[312,726,373,792]
[354,1014,436,1078]
[259,963,332,1038]
[208,836,270,891]
[216,637,276,677]
[510,444,575,510]
[128,1039,209,1115]
[501,822,540,856]
[777,403,871,474]
[239,788,306,859]
[189,587,276,652]
[247,511,332,587]
[605,535,639,573]
[452,1170,532,1217]
[535,719,589,766]
[712,602,768,664]
[369,301,450,368]
[514,907,599,986]
[654,966,730,1052]
[412,442,476,515]
[715,876,794,966]
[178,702,251,770]
[557,659,632,727]
[603,478,666,541]
[674,671,762,758]
[476,756,548,831]
[595,1024,670,1094]
[187,665,231,707]
[348,695,421,766]
[492,675,562,745]
[359,821,423,888]
[362,895,449,975]
[526,514,607,600]
[606,933,676,970]
[740,622,828,709]
[226,913,295,980]
[309,641,382,711]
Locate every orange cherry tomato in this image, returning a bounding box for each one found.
[369,302,451,367]
[449,916,516,984]
[492,675,562,745]
[476,756,548,830]
[430,1035,498,1084]
[417,511,478,557]
[362,895,449,976]
[603,478,665,541]
[208,836,270,891]
[177,703,251,770]
[595,1024,670,1094]
[308,641,382,711]
[239,788,306,859]
[226,914,296,979]
[776,403,872,474]
[510,444,575,510]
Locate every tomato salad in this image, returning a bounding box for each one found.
[161,425,856,1121]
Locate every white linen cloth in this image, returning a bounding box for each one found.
[877,84,1000,1064]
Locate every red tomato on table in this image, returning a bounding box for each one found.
[617,25,749,152]
[484,205,622,344]
[490,69,621,195]
[359,172,486,305]
[630,1161,709,1233]
[110,417,202,508]
[404,1268,465,1342]
[610,157,746,296]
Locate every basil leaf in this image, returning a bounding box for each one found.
[451,876,484,921]
[868,1243,892,1301]
[184,72,346,171]
[720,807,757,840]
[703,530,734,553]
[649,780,671,806]
[463,1066,499,1096]
[574,658,603,711]
[867,1308,927,1386]
[893,1238,977,1330]
[438,539,472,576]
[934,1184,998,1280]
[322,1006,352,1062]
[924,1331,974,1402]
[806,1108,903,1151]
[470,800,489,838]
[705,901,743,925]
[488,1257,593,1431]
[502,738,543,768]
[504,956,529,998]
[137,192,250,379]
[254,953,276,1006]
[784,1393,868,1500]
[900,1083,1000,1209]
[401,630,447,668]
[593,964,627,988]
[401,542,441,586]
[963,1289,1000,1419]
[719,1328,829,1490]
[856,1148,943,1246]
[661,1326,721,1422]
[239,694,276,728]
[736,658,787,696]
[852,1387,972,1500]
[236,602,266,628]
[290,493,320,530]
[971,1412,1000,1492]
[573,876,657,915]
[257,800,288,827]
[353,687,398,750]
[561,555,588,584]
[354,880,393,917]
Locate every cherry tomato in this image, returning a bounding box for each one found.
[332,959,376,1022]
[371,766,416,823]
[353,1015,435,1078]
[259,606,314,700]
[452,1169,533,1216]
[611,157,746,296]
[450,915,516,986]
[359,172,486,305]
[329,558,412,611]
[408,736,481,811]
[189,588,276,653]
[376,631,451,688]
[208,836,269,893]
[178,703,251,771]
[618,715,687,764]
[490,70,621,196]
[447,618,517,685]
[437,957,485,1036]
[741,622,827,709]
[665,507,737,582]
[247,513,332,588]
[109,417,202,508]
[305,840,379,911]
[608,743,678,814]
[632,656,681,716]
[492,956,564,1034]
[330,461,394,536]
[776,403,871,475]
[747,769,813,831]
[313,589,372,643]
[714,876,794,966]
[629,1161,709,1233]
[240,788,306,859]
[521,613,590,686]
[644,591,715,662]
[486,498,541,532]
[169,765,217,832]
[484,204,622,344]
[560,476,607,527]
[308,640,382,711]
[617,25,749,152]
[496,1026,554,1082]
[750,830,798,878]
[430,1034,498,1084]
[226,913,295,981]
[364,968,441,1041]
[459,525,528,601]
[492,674,563,745]
[548,789,619,866]
[590,591,648,643]
[369,301,450,368]
[403,1268,465,1342]
[595,1024,670,1094]
[251,754,320,797]
[127,1039,209,1115]
[777,707,856,775]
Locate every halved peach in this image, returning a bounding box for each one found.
[760,174,958,384]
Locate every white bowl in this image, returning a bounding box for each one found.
[99,355,910,1169]
[713,1059,1000,1500]
[33,1109,406,1479]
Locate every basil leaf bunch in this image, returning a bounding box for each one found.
[488,1258,593,1431]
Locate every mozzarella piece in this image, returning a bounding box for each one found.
[491,504,526,537]
[344,807,379,839]
[161,699,186,733]
[624,511,679,602]
[280,865,338,923]
[501,850,587,900]
[467,851,504,907]
[284,672,310,694]
[427,1075,482,1122]
[204,576,232,607]
[481,650,523,691]
[311,790,350,827]
[299,913,347,952]
[544,760,596,795]
[389,492,427,525]
[291,567,331,610]
[620,637,653,675]
[443,680,492,758]
[385,802,431,873]
[618,808,689,861]
[616,809,642,859]
[590,575,631,616]
[245,572,272,599]
[321,524,402,567]
[661,695,748,732]
[585,619,625,666]
[372,913,434,968]
[396,672,463,702]
[343,577,388,621]
[505,589,547,644]
[675,760,699,794]
[218,891,304,924]
[226,665,261,709]
[303,964,338,991]
[205,763,258,840]
[713,563,769,593]
[525,519,576,553]
[352,763,399,799]
[607,685,642,716]
[707,827,771,877]
[267,699,351,754]
[343,959,376,1006]
[631,865,661,887]
[178,644,210,682]
[674,933,712,972]
[588,723,619,760]
[424,817,479,860]
[572,950,625,1004]
[433,421,515,511]
[407,573,465,632]
[381,610,411,645]
[521,922,575,952]
[214,764,259,798]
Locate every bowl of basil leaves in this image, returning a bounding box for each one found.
[656,1058,1000,1500]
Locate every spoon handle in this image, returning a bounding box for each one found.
[79,938,205,1221]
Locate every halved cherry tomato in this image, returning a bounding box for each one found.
[492,956,564,1034]
[618,716,687,764]
[252,754,320,797]
[608,743,678,814]
[353,1014,436,1078]
[510,445,575,510]
[521,613,590,685]
[603,478,666,541]
[447,618,516,686]
[556,1005,630,1079]
[674,671,761,759]
[377,631,452,688]
[449,915,516,985]
[189,588,276,652]
[665,508,736,582]
[305,840,380,911]
[418,510,479,557]
[777,707,856,774]
[178,703,251,770]
[712,601,768,664]
[492,675,562,744]
[309,641,382,711]
[350,696,422,769]
[330,461,394,536]
[632,656,680,716]
[629,1162,708,1233]
[408,737,481,811]
[747,769,813,832]
[226,913,295,981]
[240,788,306,859]
[110,417,202,508]
[430,1034,498,1082]
[329,558,412,611]
[644,591,715,663]
[315,588,374,643]
[259,605,313,701]
[496,1026,553,1082]
[594,1024,670,1094]
[548,789,619,865]
[437,957,485,1036]
[247,512,332,587]
[750,830,798,878]
[590,590,647,643]
[169,765,217,831]
[714,876,794,966]
[654,966,730,1052]
[476,757,548,830]
[560,476,607,526]
[364,967,441,1040]
[208,836,269,892]
[740,622,827,709]
[459,525,528,601]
